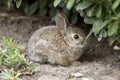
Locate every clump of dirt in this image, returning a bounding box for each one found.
[0,13,120,80]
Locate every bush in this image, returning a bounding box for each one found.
[54,0,120,46]
[2,0,120,45]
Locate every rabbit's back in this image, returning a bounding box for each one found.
[28,26,67,52]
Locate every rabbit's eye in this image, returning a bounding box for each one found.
[73,34,79,39]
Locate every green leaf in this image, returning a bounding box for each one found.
[108,22,119,36]
[79,10,84,17]
[112,0,120,10]
[39,8,47,16]
[92,18,103,35]
[97,30,103,41]
[96,5,102,18]
[15,0,22,8]
[97,29,107,41]
[7,0,13,9]
[108,36,116,46]
[39,0,48,8]
[84,16,96,24]
[76,1,94,10]
[87,5,96,17]
[102,29,107,38]
[24,1,38,15]
[117,12,120,17]
[85,29,93,43]
[76,0,81,3]
[54,0,61,7]
[29,1,38,14]
[93,19,111,35]
[66,0,75,10]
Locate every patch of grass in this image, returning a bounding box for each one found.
[0,37,27,67]
[0,37,39,80]
[0,68,21,80]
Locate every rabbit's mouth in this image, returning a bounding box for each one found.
[66,41,86,48]
[73,39,87,47]
[78,43,86,48]
[80,40,87,47]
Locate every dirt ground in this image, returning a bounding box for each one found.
[0,13,120,80]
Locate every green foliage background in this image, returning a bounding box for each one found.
[2,0,120,45]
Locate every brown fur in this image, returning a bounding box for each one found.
[27,12,87,66]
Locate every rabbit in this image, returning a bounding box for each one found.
[27,11,87,66]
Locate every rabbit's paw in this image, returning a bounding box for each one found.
[70,61,81,66]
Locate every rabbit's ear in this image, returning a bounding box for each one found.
[55,11,69,34]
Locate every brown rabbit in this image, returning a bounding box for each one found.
[27,11,87,66]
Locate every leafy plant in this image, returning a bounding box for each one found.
[0,37,27,67]
[0,37,40,79]
[1,0,120,45]
[6,0,22,8]
[54,0,120,46]
[0,68,21,80]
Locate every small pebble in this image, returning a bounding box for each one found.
[113,46,120,50]
[70,72,83,78]
[82,78,90,80]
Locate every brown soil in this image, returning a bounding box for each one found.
[0,13,120,80]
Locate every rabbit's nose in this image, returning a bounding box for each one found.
[81,39,85,44]
[81,40,87,46]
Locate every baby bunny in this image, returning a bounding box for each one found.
[27,11,87,66]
